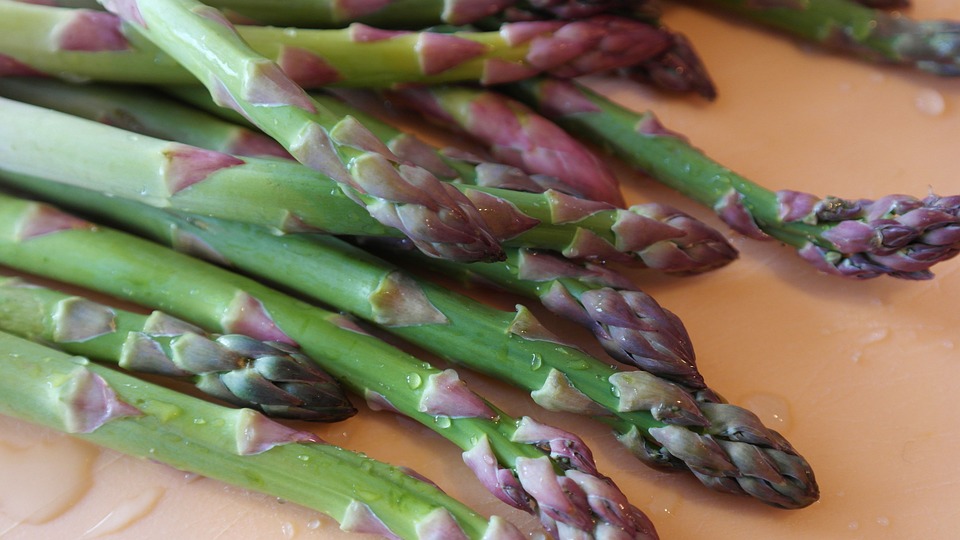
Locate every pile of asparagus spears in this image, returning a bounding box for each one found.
[1,0,959,538]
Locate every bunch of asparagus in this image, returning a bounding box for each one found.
[1,0,958,537]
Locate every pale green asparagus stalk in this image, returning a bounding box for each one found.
[0,329,523,540]
[504,77,960,279]
[0,190,658,539]
[0,172,820,510]
[0,95,736,271]
[0,1,676,88]
[0,276,356,421]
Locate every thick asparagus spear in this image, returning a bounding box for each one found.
[505,78,960,279]
[0,190,658,539]
[0,276,356,421]
[0,329,523,540]
[0,95,736,271]
[0,1,677,88]
[0,77,711,389]
[689,0,960,76]
[99,0,503,263]
[0,172,819,510]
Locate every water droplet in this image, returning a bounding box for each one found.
[530,354,543,370]
[305,519,321,530]
[915,88,946,116]
[434,415,452,428]
[281,521,296,538]
[877,516,890,527]
[193,418,206,425]
[297,454,310,462]
[740,392,793,433]
[848,520,860,530]
[406,373,422,389]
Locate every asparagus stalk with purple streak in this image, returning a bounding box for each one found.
[0,1,679,88]
[0,96,736,272]
[377,84,625,205]
[505,77,960,279]
[0,330,524,540]
[688,0,960,76]
[0,276,356,422]
[0,190,658,539]
[96,0,503,263]
[0,171,820,510]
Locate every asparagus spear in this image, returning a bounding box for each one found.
[0,329,524,540]
[0,77,712,389]
[0,173,819,510]
[0,95,736,271]
[169,84,737,274]
[0,190,658,539]
[0,276,356,421]
[688,0,960,76]
[0,1,679,88]
[378,85,625,206]
[504,77,960,279]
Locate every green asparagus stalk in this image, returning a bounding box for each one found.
[0,172,819,510]
[0,1,678,88]
[688,0,960,76]
[161,84,736,274]
[0,276,356,421]
[0,329,523,540]
[102,0,504,264]
[504,77,960,279]
[0,95,736,271]
[0,190,658,539]
[0,77,711,388]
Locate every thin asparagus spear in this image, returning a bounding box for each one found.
[0,330,523,540]
[0,77,707,388]
[0,276,356,421]
[0,96,735,271]
[0,1,678,88]
[688,0,960,76]
[99,0,503,263]
[0,190,658,539]
[0,173,820,510]
[504,77,960,279]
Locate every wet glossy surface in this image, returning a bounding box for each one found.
[2,3,960,539]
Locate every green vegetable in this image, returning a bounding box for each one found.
[504,77,960,279]
[0,276,356,421]
[689,0,960,76]
[0,95,736,271]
